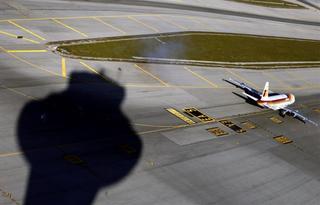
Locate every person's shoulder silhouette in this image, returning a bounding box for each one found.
[17,71,142,205]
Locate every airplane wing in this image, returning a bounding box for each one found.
[225,78,261,97]
[242,92,259,101]
[281,107,318,126]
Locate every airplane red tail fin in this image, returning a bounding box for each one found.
[262,82,269,99]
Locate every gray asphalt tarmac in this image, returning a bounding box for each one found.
[0,0,320,205]
[80,0,320,26]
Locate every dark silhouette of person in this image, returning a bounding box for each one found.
[17,71,142,205]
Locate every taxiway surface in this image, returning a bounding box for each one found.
[0,0,320,204]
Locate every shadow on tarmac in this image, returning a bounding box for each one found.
[232,92,259,107]
[17,71,142,205]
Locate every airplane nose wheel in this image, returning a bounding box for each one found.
[279,110,286,118]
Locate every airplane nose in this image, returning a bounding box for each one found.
[290,94,295,103]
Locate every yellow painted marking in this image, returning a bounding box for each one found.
[270,116,283,124]
[225,69,259,89]
[241,121,257,129]
[0,187,20,205]
[207,127,229,137]
[186,16,205,25]
[0,30,40,44]
[6,49,47,53]
[93,17,126,34]
[184,66,218,88]
[273,135,293,144]
[79,61,100,74]
[124,84,167,88]
[134,64,169,87]
[128,16,159,32]
[184,107,215,122]
[61,58,67,78]
[0,151,22,157]
[313,108,320,113]
[124,84,223,89]
[125,84,224,89]
[166,108,196,124]
[138,120,214,135]
[138,127,185,135]
[134,123,178,128]
[79,61,110,81]
[146,160,155,167]
[0,30,17,38]
[0,46,62,77]
[169,85,220,88]
[0,14,162,23]
[8,20,46,41]
[51,19,88,37]
[0,84,37,100]
[219,119,246,133]
[157,15,187,30]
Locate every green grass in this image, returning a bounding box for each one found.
[230,0,304,8]
[55,32,320,68]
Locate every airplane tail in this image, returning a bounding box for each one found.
[261,82,269,100]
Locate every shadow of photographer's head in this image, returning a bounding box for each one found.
[17,71,142,205]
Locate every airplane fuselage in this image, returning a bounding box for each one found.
[257,93,295,110]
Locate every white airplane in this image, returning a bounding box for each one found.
[225,78,318,126]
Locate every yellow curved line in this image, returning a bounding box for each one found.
[134,123,181,128]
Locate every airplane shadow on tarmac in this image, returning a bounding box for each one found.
[17,71,142,205]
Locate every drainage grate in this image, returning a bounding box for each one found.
[183,107,215,122]
[207,127,229,137]
[219,119,246,133]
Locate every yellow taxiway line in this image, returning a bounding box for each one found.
[128,16,159,32]
[51,19,88,37]
[0,84,37,100]
[80,61,111,82]
[0,14,161,23]
[7,20,46,41]
[79,61,100,74]
[0,30,40,44]
[157,15,187,30]
[0,151,23,158]
[92,17,126,35]
[134,64,169,87]
[61,58,67,78]
[185,16,206,26]
[134,123,180,128]
[184,66,218,88]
